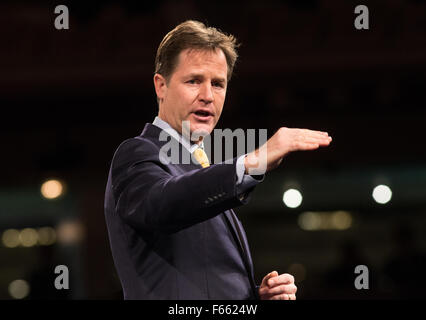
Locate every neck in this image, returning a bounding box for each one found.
[156,114,202,146]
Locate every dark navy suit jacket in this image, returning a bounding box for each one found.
[104,123,258,299]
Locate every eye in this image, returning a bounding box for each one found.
[212,81,224,88]
[187,79,199,85]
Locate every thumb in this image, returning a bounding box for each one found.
[262,271,278,286]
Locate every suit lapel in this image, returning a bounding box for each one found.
[223,209,257,297]
[229,209,254,270]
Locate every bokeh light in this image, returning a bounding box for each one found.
[283,189,303,208]
[41,179,64,199]
[372,184,392,204]
[37,227,57,246]
[19,228,38,247]
[8,280,30,299]
[2,229,20,248]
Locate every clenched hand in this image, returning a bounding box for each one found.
[259,271,297,300]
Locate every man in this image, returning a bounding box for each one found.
[104,20,332,300]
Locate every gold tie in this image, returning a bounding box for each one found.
[193,148,210,168]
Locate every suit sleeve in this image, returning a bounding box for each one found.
[110,138,246,233]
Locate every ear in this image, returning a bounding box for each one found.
[153,73,167,102]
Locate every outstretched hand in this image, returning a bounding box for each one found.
[245,127,332,174]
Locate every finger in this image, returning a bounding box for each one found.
[263,271,279,286]
[298,137,333,149]
[302,128,328,135]
[301,129,330,138]
[304,136,331,144]
[268,273,295,287]
[318,137,332,146]
[288,293,296,300]
[270,293,291,300]
[295,142,320,150]
[266,283,298,295]
[306,140,331,147]
[305,133,332,143]
[317,131,330,137]
[312,130,330,137]
[304,132,332,144]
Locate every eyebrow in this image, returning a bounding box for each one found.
[185,73,226,84]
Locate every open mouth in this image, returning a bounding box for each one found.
[194,110,212,117]
[193,109,213,121]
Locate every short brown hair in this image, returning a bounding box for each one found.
[155,20,239,82]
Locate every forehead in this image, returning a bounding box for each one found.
[173,48,228,79]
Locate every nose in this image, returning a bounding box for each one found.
[198,82,214,104]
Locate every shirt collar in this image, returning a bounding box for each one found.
[152,116,204,153]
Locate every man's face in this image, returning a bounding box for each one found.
[155,48,228,141]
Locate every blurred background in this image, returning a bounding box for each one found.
[1,0,426,300]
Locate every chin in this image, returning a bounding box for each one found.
[190,124,213,140]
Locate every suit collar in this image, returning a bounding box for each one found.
[140,123,202,168]
[152,117,204,153]
[140,123,165,147]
